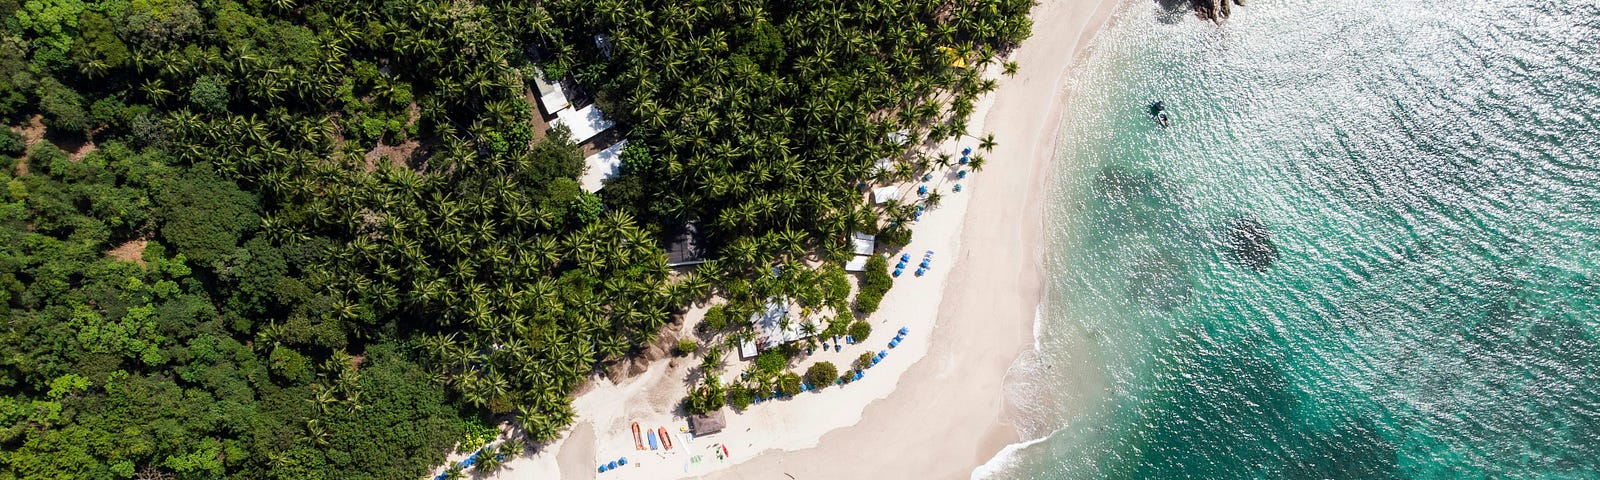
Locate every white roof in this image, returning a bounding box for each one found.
[553,104,614,144]
[872,186,900,204]
[750,298,802,346]
[580,140,626,193]
[888,129,911,145]
[843,255,872,272]
[737,338,759,359]
[874,158,894,176]
[851,232,876,256]
[532,69,570,114]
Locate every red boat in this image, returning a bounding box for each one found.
[631,422,643,450]
[658,427,673,450]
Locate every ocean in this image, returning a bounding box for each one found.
[985,0,1600,478]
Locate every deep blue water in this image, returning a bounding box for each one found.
[992,0,1600,478]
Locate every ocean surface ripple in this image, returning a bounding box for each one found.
[996,0,1600,478]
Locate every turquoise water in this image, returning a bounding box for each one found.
[994,0,1600,478]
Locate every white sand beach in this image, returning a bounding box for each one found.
[482,0,1122,478]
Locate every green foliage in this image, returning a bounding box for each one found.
[755,350,786,374]
[0,0,1034,475]
[701,304,729,332]
[804,361,837,388]
[855,352,875,371]
[0,129,23,156]
[848,321,872,342]
[674,339,698,356]
[855,255,894,315]
[683,375,725,415]
[776,372,802,396]
[726,382,752,410]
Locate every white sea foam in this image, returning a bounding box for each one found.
[969,429,1057,480]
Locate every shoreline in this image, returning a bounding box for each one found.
[485,0,1123,478]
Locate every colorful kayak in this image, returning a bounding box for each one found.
[647,429,659,450]
[721,444,730,458]
[631,422,643,450]
[658,427,673,450]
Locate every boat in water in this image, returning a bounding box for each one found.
[1149,101,1171,128]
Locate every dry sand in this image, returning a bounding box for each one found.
[483,0,1122,478]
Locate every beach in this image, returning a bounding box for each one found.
[486,0,1122,478]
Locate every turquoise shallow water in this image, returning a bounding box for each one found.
[993,0,1600,478]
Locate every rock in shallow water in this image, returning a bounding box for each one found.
[1224,215,1279,272]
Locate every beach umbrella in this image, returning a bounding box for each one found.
[871,357,880,365]
[915,268,926,276]
[917,185,928,195]
[960,155,970,164]
[900,254,910,262]
[879,350,888,358]
[847,335,856,344]
[854,371,864,380]
[922,173,933,181]
[609,461,618,470]
[920,260,930,268]
[893,269,903,277]
[835,344,842,352]
[953,184,963,192]
[958,170,968,178]
[963,147,973,155]
[899,327,910,335]
[890,339,901,348]
[619,457,628,466]
[599,465,608,473]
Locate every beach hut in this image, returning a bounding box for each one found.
[666,223,708,267]
[844,255,872,272]
[553,104,615,144]
[852,232,877,256]
[691,410,726,436]
[751,298,802,347]
[872,186,901,204]
[532,68,571,115]
[580,139,627,193]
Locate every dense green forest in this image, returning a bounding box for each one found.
[0,0,1031,477]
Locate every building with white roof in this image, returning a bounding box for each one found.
[553,104,614,144]
[580,140,626,193]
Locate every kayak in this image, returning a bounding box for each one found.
[659,427,673,450]
[647,429,659,450]
[632,422,643,450]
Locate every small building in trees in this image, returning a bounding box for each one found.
[532,68,570,116]
[851,232,876,255]
[553,104,614,144]
[666,223,708,267]
[690,410,726,436]
[872,186,901,204]
[580,139,627,193]
[751,298,801,349]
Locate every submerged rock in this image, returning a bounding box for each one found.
[1223,215,1279,272]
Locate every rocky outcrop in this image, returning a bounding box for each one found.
[1192,0,1244,21]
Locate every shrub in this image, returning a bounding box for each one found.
[674,339,698,356]
[855,255,893,315]
[755,350,786,374]
[188,75,230,113]
[0,129,25,157]
[855,352,874,371]
[776,372,802,396]
[804,362,837,388]
[848,321,872,342]
[702,304,729,331]
[726,382,752,410]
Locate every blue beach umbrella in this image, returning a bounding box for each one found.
[599,465,608,473]
[953,184,963,192]
[962,147,972,155]
[959,155,970,164]
[835,344,842,352]
[619,457,628,466]
[917,185,928,195]
[958,170,968,178]
[609,461,618,470]
[899,327,910,335]
[922,173,933,181]
[900,253,911,262]
[915,268,926,276]
[890,339,901,348]
[879,350,888,358]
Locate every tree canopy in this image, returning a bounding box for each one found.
[0,0,1032,476]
